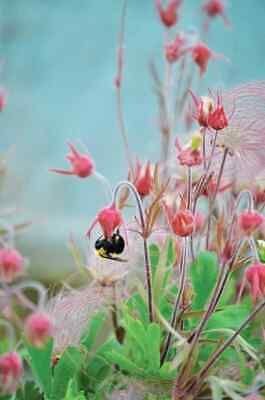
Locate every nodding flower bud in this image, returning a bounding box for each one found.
[178,147,203,167]
[155,0,182,28]
[134,160,154,198]
[25,312,53,347]
[0,89,6,112]
[0,248,24,283]
[50,142,94,178]
[207,93,228,131]
[245,262,265,303]
[86,203,122,239]
[202,0,228,24]
[238,211,263,236]
[164,204,195,237]
[190,92,215,128]
[192,41,213,76]
[0,352,23,395]
[165,33,188,63]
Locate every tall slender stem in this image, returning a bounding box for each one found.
[113,181,154,322]
[161,238,188,365]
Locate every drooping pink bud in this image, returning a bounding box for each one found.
[50,142,94,178]
[0,89,6,111]
[245,262,265,303]
[189,92,215,127]
[192,41,213,76]
[25,312,53,347]
[155,0,182,28]
[165,33,188,63]
[0,248,24,283]
[202,0,229,26]
[86,203,122,239]
[0,352,23,394]
[134,160,154,198]
[238,211,263,236]
[164,204,195,237]
[207,92,228,130]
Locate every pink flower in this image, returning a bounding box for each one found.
[164,204,195,237]
[0,248,24,283]
[0,352,22,394]
[202,0,229,25]
[0,89,6,111]
[165,33,189,63]
[201,175,231,197]
[25,312,53,347]
[155,0,182,28]
[207,92,229,131]
[192,41,213,76]
[189,92,214,127]
[245,262,265,303]
[86,203,123,239]
[238,211,263,236]
[50,142,94,178]
[133,160,154,198]
[178,147,203,167]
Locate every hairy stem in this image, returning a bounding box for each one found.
[113,181,154,322]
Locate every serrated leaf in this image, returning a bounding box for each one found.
[105,350,143,376]
[191,251,218,310]
[146,323,161,371]
[25,338,53,398]
[81,311,106,352]
[52,347,82,400]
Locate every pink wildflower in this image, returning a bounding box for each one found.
[133,160,154,198]
[164,203,195,237]
[189,92,215,127]
[0,248,24,283]
[0,89,6,111]
[192,41,213,76]
[207,92,229,131]
[238,211,263,236]
[165,33,189,63]
[155,0,182,28]
[178,147,203,167]
[86,203,122,239]
[50,142,94,178]
[0,352,22,394]
[25,312,53,347]
[202,0,229,25]
[245,262,265,303]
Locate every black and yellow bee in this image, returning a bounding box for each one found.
[94,230,127,262]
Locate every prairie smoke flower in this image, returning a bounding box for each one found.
[238,211,263,236]
[209,82,265,182]
[0,352,22,395]
[0,247,24,283]
[245,262,265,303]
[190,92,215,127]
[25,312,53,347]
[50,142,94,178]
[133,160,154,198]
[86,203,122,239]
[155,0,182,28]
[178,147,203,167]
[201,174,231,197]
[164,203,195,237]
[202,0,229,25]
[192,41,214,76]
[46,286,109,353]
[0,89,6,111]
[165,33,189,63]
[207,92,229,131]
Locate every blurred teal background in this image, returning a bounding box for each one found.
[0,0,265,280]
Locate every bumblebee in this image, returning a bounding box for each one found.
[95,230,126,262]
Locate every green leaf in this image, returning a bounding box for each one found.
[105,350,143,376]
[81,311,106,352]
[124,314,147,354]
[191,251,218,310]
[25,338,53,398]
[64,379,86,400]
[52,347,82,400]
[206,305,250,331]
[146,323,161,371]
